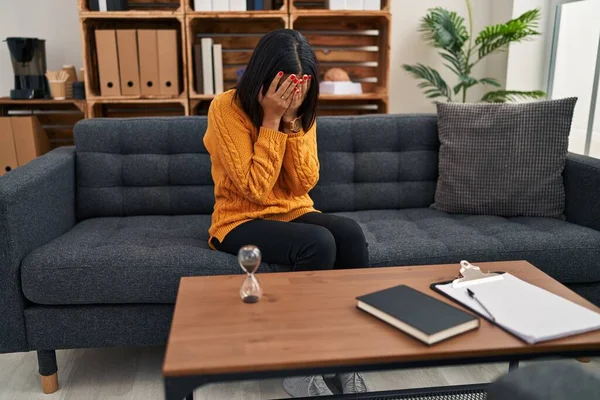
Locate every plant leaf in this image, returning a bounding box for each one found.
[475,8,541,59]
[481,90,546,103]
[420,7,469,54]
[403,63,452,101]
[453,75,479,95]
[479,77,501,87]
[440,51,468,75]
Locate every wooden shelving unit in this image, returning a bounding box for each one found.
[78,0,184,14]
[289,0,391,115]
[0,99,86,149]
[186,14,288,101]
[79,14,188,102]
[75,0,390,117]
[87,98,188,118]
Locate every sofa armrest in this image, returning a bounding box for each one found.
[564,153,600,231]
[0,147,76,353]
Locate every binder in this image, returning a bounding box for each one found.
[230,0,247,10]
[212,0,230,11]
[431,261,600,344]
[95,29,121,96]
[201,38,214,95]
[0,118,18,176]
[157,30,180,96]
[137,30,161,96]
[193,0,212,11]
[10,117,50,166]
[213,44,224,94]
[116,30,141,96]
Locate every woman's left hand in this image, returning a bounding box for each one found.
[283,74,311,121]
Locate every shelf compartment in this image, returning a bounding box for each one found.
[80,16,188,101]
[291,13,390,97]
[184,0,287,14]
[317,96,388,116]
[78,0,184,14]
[87,99,189,118]
[0,99,86,149]
[291,0,389,11]
[189,99,212,116]
[186,15,287,99]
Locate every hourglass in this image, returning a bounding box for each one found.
[238,245,263,303]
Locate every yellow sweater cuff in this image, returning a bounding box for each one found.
[259,126,289,141]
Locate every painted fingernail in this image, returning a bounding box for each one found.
[298,79,303,84]
[278,71,283,77]
[290,74,296,80]
[304,75,308,80]
[294,79,298,83]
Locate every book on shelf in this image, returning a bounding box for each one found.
[193,44,204,94]
[201,38,215,95]
[230,0,247,11]
[325,0,381,10]
[193,0,212,11]
[212,0,229,11]
[89,0,127,11]
[213,44,225,94]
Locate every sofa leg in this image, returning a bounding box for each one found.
[37,350,59,394]
[576,357,591,363]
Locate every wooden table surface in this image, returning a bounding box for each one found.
[163,261,600,378]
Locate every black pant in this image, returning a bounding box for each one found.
[213,213,370,271]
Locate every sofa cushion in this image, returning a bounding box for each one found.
[22,210,600,306]
[336,208,600,283]
[21,215,246,305]
[311,115,440,212]
[433,99,577,218]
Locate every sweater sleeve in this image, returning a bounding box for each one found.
[208,100,288,204]
[281,122,320,196]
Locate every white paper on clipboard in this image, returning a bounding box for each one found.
[435,261,600,344]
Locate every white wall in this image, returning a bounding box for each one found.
[505,0,554,92]
[0,0,82,97]
[389,0,513,113]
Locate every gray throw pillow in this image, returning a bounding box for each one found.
[432,98,577,218]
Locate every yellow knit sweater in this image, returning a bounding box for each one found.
[204,89,320,248]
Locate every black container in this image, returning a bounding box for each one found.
[88,0,128,11]
[6,37,49,100]
[72,82,86,99]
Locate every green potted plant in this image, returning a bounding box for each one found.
[403,0,546,103]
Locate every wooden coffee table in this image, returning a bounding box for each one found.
[163,261,600,400]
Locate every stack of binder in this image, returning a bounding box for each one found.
[95,29,180,97]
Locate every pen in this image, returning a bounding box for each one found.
[466,288,496,322]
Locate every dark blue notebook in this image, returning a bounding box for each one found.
[357,285,479,345]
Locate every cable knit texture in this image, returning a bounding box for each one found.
[204,90,319,247]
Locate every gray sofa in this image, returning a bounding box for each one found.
[2,114,600,386]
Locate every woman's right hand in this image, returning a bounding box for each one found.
[258,72,299,130]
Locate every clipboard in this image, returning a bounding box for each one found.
[430,260,506,326]
[430,261,600,344]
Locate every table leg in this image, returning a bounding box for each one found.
[509,360,519,371]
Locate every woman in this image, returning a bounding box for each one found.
[204,29,370,397]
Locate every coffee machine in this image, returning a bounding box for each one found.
[6,37,50,99]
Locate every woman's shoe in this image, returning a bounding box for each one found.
[335,372,368,394]
[283,375,334,397]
